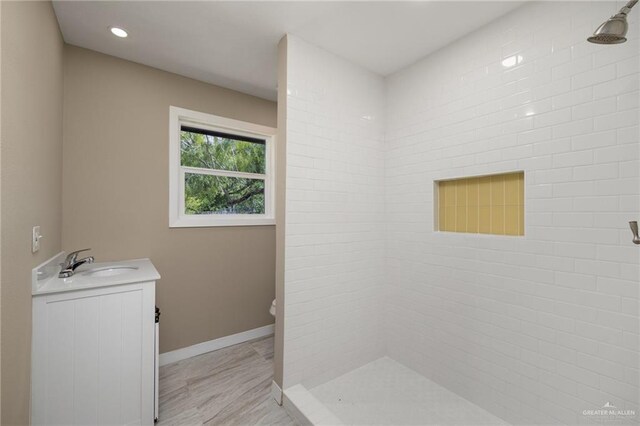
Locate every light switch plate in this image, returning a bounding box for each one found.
[32,226,42,253]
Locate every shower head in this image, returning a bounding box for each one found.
[588,13,629,44]
[588,0,638,44]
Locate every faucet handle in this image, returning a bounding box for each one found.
[630,222,640,245]
[65,248,92,263]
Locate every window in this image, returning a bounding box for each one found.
[436,172,524,236]
[169,107,276,227]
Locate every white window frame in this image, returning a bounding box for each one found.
[169,106,276,227]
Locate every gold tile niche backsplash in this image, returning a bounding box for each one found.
[438,172,524,236]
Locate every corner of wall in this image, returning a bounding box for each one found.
[274,34,288,389]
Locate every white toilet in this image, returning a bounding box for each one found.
[269,299,276,317]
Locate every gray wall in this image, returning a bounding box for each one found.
[62,45,277,354]
[1,1,64,423]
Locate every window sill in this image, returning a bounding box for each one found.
[169,217,275,228]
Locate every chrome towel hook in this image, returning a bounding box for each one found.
[629,221,640,245]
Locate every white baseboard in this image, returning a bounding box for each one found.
[159,324,274,366]
[271,380,283,405]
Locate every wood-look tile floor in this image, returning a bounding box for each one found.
[158,336,295,426]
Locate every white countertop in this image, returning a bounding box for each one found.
[33,257,160,296]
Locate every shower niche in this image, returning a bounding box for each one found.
[435,171,525,236]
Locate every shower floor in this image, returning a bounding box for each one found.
[288,357,509,425]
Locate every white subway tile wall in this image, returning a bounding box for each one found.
[283,36,387,389]
[283,1,639,424]
[386,2,639,425]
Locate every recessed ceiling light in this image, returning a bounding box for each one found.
[110,27,128,38]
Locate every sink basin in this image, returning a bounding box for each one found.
[33,258,160,296]
[82,265,139,277]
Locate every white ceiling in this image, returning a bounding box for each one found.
[53,1,523,101]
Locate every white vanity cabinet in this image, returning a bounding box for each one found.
[31,258,159,426]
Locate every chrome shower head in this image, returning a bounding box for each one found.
[588,13,629,44]
[588,0,637,44]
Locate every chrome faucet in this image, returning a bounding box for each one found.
[630,221,640,245]
[59,248,94,278]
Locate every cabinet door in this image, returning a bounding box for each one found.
[32,283,155,426]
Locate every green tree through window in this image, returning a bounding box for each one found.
[180,128,266,214]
